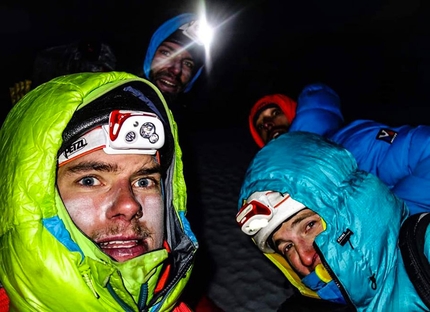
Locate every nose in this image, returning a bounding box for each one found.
[262,120,274,131]
[296,243,317,268]
[106,186,142,221]
[168,58,182,76]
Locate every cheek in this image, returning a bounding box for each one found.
[276,115,289,125]
[181,69,193,82]
[62,196,102,235]
[140,195,164,230]
[151,55,167,70]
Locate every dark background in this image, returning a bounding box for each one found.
[1,1,429,310]
[1,0,429,128]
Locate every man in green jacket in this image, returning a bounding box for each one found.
[0,72,197,311]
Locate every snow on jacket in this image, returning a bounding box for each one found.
[143,13,203,93]
[330,120,430,215]
[0,72,197,312]
[238,131,430,311]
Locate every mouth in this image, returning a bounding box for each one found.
[271,131,281,139]
[155,77,181,94]
[98,239,149,262]
[269,129,286,141]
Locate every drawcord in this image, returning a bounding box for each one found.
[80,264,100,299]
[369,273,377,290]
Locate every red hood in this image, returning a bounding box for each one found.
[249,94,297,148]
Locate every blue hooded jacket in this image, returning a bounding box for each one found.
[330,120,430,216]
[285,84,430,215]
[289,83,344,137]
[238,131,430,311]
[143,13,204,93]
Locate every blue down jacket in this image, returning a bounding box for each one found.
[289,83,344,138]
[330,120,430,215]
[238,131,430,311]
[290,84,430,215]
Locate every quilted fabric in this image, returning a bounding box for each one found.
[238,131,427,311]
[0,71,196,311]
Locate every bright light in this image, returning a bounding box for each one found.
[197,18,214,50]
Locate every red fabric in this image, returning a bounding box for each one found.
[155,240,172,293]
[194,295,224,312]
[0,287,9,312]
[173,301,193,312]
[249,94,297,148]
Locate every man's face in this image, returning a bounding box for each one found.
[270,209,324,277]
[149,41,196,96]
[57,150,165,262]
[255,105,290,144]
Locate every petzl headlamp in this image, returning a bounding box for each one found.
[58,110,165,166]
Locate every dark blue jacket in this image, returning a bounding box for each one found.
[291,84,430,215]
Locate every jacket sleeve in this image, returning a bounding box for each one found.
[331,121,430,216]
[389,126,430,215]
[289,83,344,137]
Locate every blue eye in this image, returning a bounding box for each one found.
[78,177,99,186]
[136,178,150,188]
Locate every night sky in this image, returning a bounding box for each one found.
[1,0,429,127]
[1,2,430,309]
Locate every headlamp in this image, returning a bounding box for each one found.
[179,18,214,49]
[58,110,165,165]
[236,191,307,253]
[105,110,164,153]
[237,191,284,235]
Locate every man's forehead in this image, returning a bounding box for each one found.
[63,149,159,168]
[274,208,315,234]
[255,103,281,122]
[158,41,193,58]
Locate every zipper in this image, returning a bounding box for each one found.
[107,282,135,312]
[142,251,195,312]
[314,243,356,311]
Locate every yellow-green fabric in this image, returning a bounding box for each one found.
[0,72,197,311]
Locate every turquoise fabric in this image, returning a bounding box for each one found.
[239,131,427,311]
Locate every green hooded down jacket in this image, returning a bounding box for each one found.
[0,72,197,311]
[238,131,430,311]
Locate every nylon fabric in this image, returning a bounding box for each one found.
[239,131,426,311]
[290,82,344,137]
[0,71,196,311]
[330,120,430,215]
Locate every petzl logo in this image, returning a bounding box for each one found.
[376,128,398,144]
[64,139,88,159]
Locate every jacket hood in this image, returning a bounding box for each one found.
[143,13,204,93]
[0,71,197,311]
[249,94,297,148]
[238,132,424,311]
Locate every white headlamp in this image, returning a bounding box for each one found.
[236,191,306,253]
[179,19,213,48]
[58,110,165,166]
